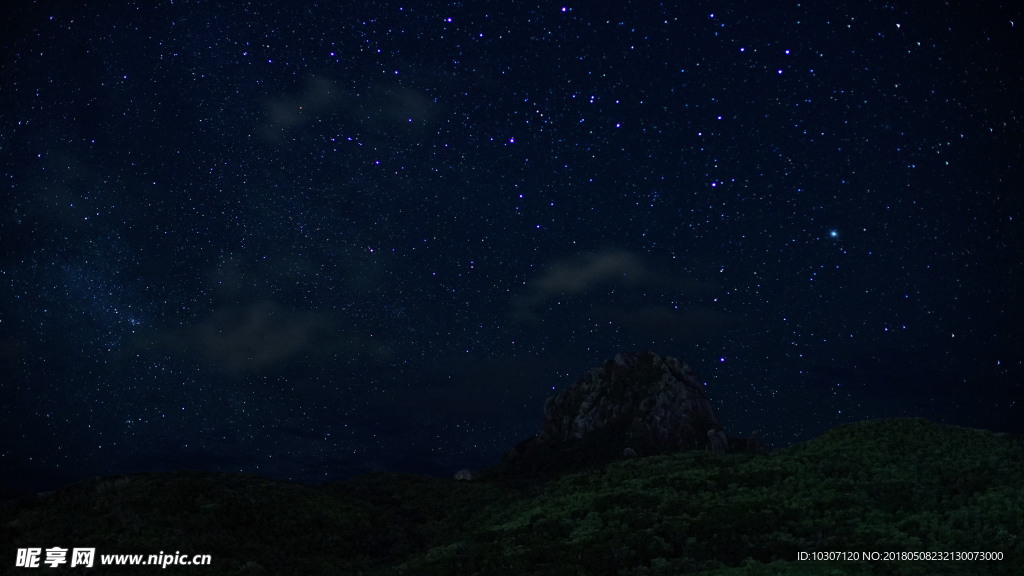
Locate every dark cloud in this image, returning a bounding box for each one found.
[512,249,716,326]
[197,301,326,372]
[172,301,330,373]
[534,249,647,295]
[258,76,339,141]
[257,76,439,142]
[370,85,439,130]
[206,248,386,303]
[511,249,647,322]
[206,252,321,301]
[150,293,395,376]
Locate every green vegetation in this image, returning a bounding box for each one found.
[2,418,1021,575]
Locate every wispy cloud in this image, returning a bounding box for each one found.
[511,249,742,339]
[190,301,327,373]
[257,76,439,142]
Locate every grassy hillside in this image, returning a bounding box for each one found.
[2,418,1021,575]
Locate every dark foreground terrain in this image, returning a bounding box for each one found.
[2,418,1021,575]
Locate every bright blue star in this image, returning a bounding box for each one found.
[829,230,838,238]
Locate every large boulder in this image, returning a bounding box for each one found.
[491,351,747,477]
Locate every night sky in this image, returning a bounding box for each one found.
[2,0,1022,498]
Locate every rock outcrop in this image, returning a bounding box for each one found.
[487,351,765,478]
[746,431,768,454]
[709,429,729,454]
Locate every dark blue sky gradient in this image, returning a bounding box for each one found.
[1,0,1021,498]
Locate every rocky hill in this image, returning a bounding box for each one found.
[481,350,765,479]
